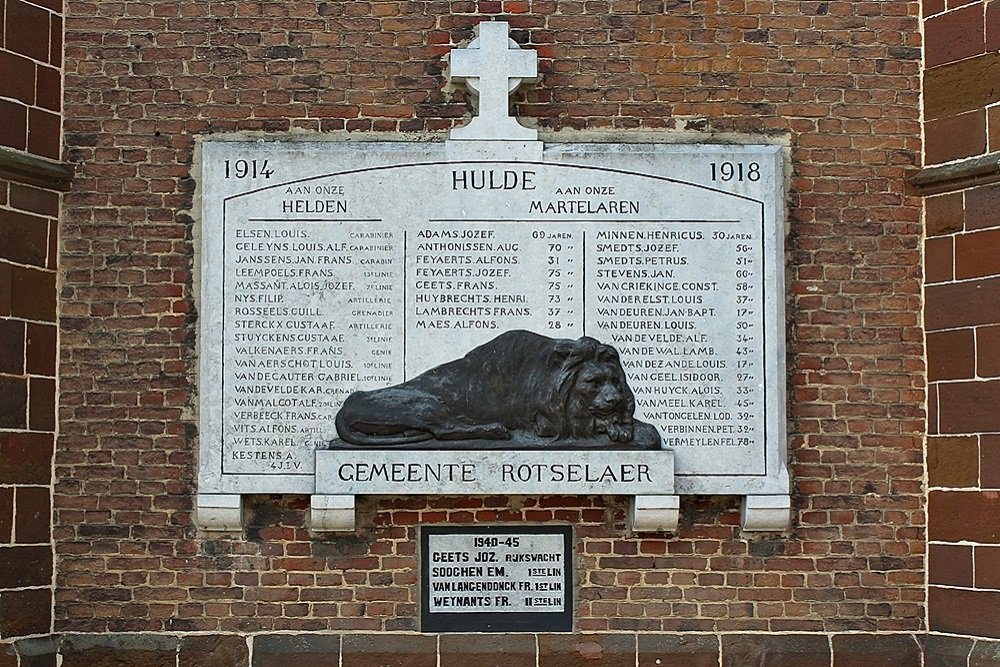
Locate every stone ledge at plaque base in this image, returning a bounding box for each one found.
[195,20,791,536]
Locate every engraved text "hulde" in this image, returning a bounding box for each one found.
[452,169,536,190]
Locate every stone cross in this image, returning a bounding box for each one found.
[449,21,538,141]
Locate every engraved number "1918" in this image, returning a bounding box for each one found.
[710,161,760,182]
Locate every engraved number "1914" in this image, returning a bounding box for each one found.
[224,159,274,179]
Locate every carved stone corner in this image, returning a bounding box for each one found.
[630,495,680,533]
[308,495,356,534]
[194,494,243,532]
[741,494,791,532]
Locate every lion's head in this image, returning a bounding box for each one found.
[537,337,637,443]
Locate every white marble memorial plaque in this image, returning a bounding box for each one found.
[421,525,573,632]
[197,139,787,500]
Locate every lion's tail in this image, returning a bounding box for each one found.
[335,409,435,446]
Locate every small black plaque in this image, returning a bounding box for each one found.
[420,525,573,633]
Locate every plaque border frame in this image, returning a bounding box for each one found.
[194,138,791,532]
[420,524,574,633]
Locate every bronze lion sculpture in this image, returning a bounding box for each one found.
[334,330,661,450]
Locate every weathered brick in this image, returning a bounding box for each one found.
[722,634,829,667]
[981,434,1000,488]
[930,587,1000,638]
[927,328,975,381]
[923,0,945,17]
[440,634,536,667]
[966,183,1000,230]
[638,634,719,667]
[928,543,973,587]
[832,634,921,667]
[924,109,986,165]
[938,380,1000,434]
[955,227,1000,280]
[925,3,985,68]
[926,277,1000,331]
[927,435,978,487]
[975,545,1000,590]
[971,639,1000,666]
[27,108,61,161]
[0,263,11,318]
[0,432,52,485]
[0,320,25,375]
[924,236,953,283]
[0,545,51,588]
[0,51,36,105]
[0,488,11,543]
[0,100,28,152]
[342,634,436,667]
[925,192,964,237]
[0,588,51,637]
[10,185,59,218]
[14,487,50,544]
[4,0,51,63]
[10,266,56,322]
[0,376,28,430]
[28,376,56,431]
[49,15,62,68]
[35,65,62,113]
[989,0,1000,52]
[925,52,1000,122]
[25,323,56,376]
[13,637,57,667]
[977,325,1000,378]
[990,105,1000,153]
[538,634,635,667]
[925,634,974,667]
[929,491,1000,543]
[59,635,177,667]
[179,635,249,667]
[0,209,50,268]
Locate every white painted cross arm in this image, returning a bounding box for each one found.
[449,21,538,141]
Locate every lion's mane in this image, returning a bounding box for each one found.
[532,335,636,441]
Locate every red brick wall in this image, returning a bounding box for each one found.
[0,0,63,160]
[0,0,64,649]
[923,0,1000,641]
[55,0,925,641]
[923,0,1000,163]
[0,179,58,636]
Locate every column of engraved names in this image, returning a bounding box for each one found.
[224,224,399,474]
[410,227,531,340]
[588,227,748,450]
